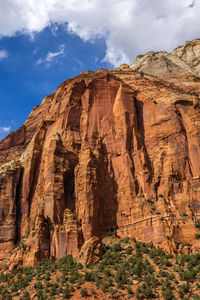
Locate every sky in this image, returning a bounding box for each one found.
[0,0,200,140]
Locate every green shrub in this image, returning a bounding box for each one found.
[122,237,130,243]
[36,290,46,300]
[114,266,127,284]
[125,246,133,254]
[195,221,200,229]
[103,268,111,276]
[162,288,174,300]
[113,243,121,252]
[140,71,144,78]
[180,213,188,217]
[101,281,109,293]
[80,288,88,297]
[62,288,71,299]
[178,283,190,298]
[34,281,43,290]
[84,271,97,282]
[50,284,58,296]
[136,283,154,298]
[44,272,50,281]
[195,233,200,239]
[127,285,133,295]
[178,269,197,282]
[160,257,172,267]
[159,270,168,278]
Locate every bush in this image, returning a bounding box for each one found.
[162,288,174,300]
[160,257,172,267]
[195,233,200,239]
[80,288,88,297]
[127,285,133,295]
[178,283,190,298]
[113,243,121,252]
[62,288,71,299]
[180,213,188,217]
[178,269,197,282]
[125,247,133,254]
[84,271,97,282]
[158,270,168,278]
[114,266,127,284]
[34,281,43,290]
[50,284,58,296]
[195,221,200,229]
[101,281,109,293]
[136,283,154,298]
[23,290,30,300]
[140,71,144,78]
[122,237,130,243]
[103,268,111,276]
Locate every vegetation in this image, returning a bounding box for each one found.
[180,212,188,217]
[1,238,200,298]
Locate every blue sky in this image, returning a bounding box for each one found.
[0,26,111,140]
[0,0,199,141]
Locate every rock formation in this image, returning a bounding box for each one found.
[130,38,200,93]
[1,39,200,268]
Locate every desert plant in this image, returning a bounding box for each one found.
[195,233,200,239]
[80,288,88,297]
[162,288,175,300]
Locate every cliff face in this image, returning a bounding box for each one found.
[130,39,200,94]
[1,40,200,268]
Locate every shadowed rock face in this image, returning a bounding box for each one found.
[1,41,200,267]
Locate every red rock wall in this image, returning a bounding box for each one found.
[0,67,200,267]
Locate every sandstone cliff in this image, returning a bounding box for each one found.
[1,40,200,268]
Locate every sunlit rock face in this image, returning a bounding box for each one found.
[1,39,200,268]
[130,38,200,93]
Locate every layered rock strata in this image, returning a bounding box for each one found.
[130,38,200,93]
[1,42,200,267]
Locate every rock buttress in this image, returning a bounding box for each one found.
[0,68,200,267]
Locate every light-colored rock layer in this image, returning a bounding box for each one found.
[130,39,200,92]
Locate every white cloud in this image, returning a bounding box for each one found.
[36,44,64,67]
[0,126,11,133]
[0,49,8,60]
[0,0,199,66]
[46,44,64,62]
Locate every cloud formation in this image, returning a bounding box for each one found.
[0,126,11,133]
[0,49,8,60]
[36,44,64,67]
[0,0,199,66]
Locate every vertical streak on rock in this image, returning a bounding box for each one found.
[20,121,53,239]
[111,83,138,231]
[176,105,200,178]
[0,165,22,262]
[133,99,153,187]
[27,128,46,216]
[15,168,24,244]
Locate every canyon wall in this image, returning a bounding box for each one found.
[1,40,200,267]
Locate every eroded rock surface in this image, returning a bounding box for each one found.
[1,40,200,267]
[130,38,200,93]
